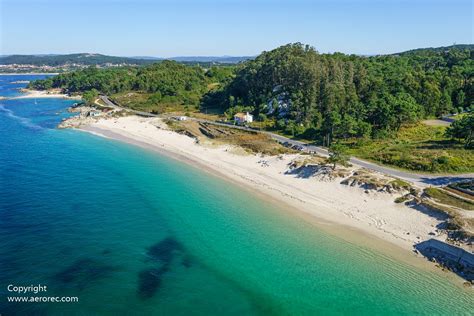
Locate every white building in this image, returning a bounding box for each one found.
[88,110,101,117]
[234,112,253,124]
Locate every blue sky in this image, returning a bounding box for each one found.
[0,0,472,56]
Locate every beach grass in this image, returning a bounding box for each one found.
[167,120,294,156]
[424,188,474,211]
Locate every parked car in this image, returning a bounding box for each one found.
[292,144,305,151]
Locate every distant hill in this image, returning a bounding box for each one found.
[0,53,252,67]
[0,53,155,66]
[2,45,470,69]
[395,44,474,56]
[128,55,253,64]
[168,56,252,63]
[129,56,163,60]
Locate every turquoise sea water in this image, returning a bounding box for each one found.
[0,75,472,315]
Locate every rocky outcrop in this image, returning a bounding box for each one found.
[286,157,351,181]
[340,169,412,194]
[58,105,123,129]
[59,106,94,128]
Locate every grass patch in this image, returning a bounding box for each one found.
[389,179,412,190]
[451,113,469,121]
[444,187,474,201]
[249,119,278,131]
[290,156,328,168]
[188,111,224,121]
[424,188,474,211]
[167,120,294,156]
[345,124,474,173]
[394,195,410,203]
[420,199,458,217]
[110,91,199,114]
[224,133,292,155]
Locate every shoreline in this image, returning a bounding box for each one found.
[75,116,472,286]
[0,72,60,75]
[10,89,81,100]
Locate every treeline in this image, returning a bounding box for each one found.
[29,43,473,145]
[1,53,155,66]
[203,43,473,144]
[0,54,250,67]
[29,61,235,107]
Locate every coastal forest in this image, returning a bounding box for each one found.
[29,43,474,172]
[204,44,472,142]
[29,61,235,111]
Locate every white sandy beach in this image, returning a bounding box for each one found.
[13,89,81,100]
[80,116,447,255]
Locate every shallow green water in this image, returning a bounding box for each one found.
[0,75,472,315]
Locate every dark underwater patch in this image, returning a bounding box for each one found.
[137,237,188,299]
[146,237,183,264]
[53,258,117,290]
[181,255,193,268]
[137,265,169,299]
[102,249,112,255]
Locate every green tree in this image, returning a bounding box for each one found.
[446,114,474,148]
[328,143,349,169]
[439,90,454,115]
[455,90,466,107]
[390,92,423,130]
[82,89,99,105]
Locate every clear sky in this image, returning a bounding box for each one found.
[0,0,472,57]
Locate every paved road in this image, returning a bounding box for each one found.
[440,114,460,123]
[186,118,473,186]
[99,95,474,187]
[98,95,161,117]
[274,136,472,187]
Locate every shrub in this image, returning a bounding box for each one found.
[257,113,267,122]
[390,179,411,190]
[395,195,410,203]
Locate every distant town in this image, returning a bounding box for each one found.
[0,53,251,73]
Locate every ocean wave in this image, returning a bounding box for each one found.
[0,104,43,130]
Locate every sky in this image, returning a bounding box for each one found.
[0,0,472,57]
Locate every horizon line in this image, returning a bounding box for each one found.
[1,42,471,59]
